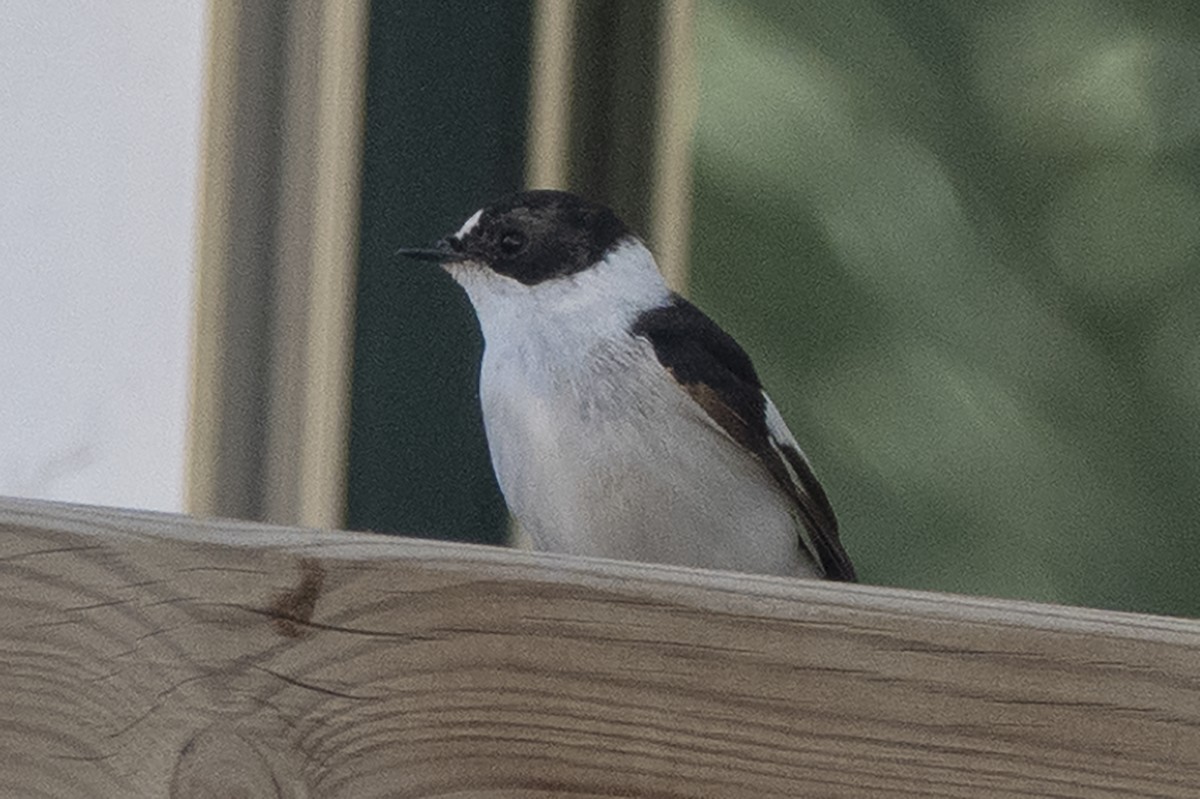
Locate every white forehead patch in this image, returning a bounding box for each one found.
[454,208,484,239]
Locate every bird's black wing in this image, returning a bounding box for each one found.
[631,293,856,581]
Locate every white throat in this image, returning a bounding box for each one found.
[444,238,671,350]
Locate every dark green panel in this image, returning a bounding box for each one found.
[347,1,533,543]
[567,0,663,233]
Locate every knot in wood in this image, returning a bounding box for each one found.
[170,720,311,798]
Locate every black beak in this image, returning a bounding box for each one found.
[395,238,465,262]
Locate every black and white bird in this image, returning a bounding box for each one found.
[399,190,856,581]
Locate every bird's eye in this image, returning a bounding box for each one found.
[499,230,526,255]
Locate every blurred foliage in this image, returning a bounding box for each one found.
[690,0,1200,616]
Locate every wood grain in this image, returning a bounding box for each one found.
[2,496,1198,798]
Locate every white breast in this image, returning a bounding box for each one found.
[450,241,814,577]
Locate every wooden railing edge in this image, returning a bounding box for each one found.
[3,495,1199,798]
[4,494,1196,641]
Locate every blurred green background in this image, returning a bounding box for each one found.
[689,0,1200,616]
[339,0,1200,620]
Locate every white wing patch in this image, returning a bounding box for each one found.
[763,396,806,459]
[763,393,858,582]
[763,395,824,511]
[763,394,829,568]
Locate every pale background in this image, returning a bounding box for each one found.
[0,0,205,510]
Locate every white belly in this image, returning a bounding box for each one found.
[480,339,814,577]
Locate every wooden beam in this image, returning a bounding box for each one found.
[3,496,1198,797]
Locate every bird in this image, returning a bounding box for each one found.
[398,190,856,581]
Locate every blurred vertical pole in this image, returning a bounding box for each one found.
[343,2,532,543]
[649,0,697,291]
[188,3,282,524]
[526,0,576,191]
[187,1,368,530]
[264,1,368,529]
[525,0,697,292]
